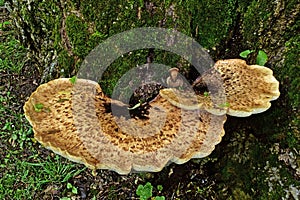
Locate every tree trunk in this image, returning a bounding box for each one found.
[7,0,299,198]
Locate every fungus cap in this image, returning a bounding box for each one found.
[160,59,280,117]
[159,88,227,115]
[168,67,179,73]
[24,78,226,174]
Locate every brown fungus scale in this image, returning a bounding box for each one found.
[24,78,226,174]
[160,59,280,117]
[24,59,280,174]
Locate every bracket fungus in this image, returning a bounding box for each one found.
[23,59,280,174]
[24,78,226,174]
[160,59,280,117]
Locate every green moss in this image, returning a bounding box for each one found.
[236,0,300,154]
[283,36,300,109]
[242,0,299,51]
[79,0,143,35]
[87,31,107,50]
[61,0,239,93]
[9,0,241,79]
[281,35,300,150]
[242,1,271,46]
[65,14,89,58]
[8,0,63,73]
[58,49,75,77]
[79,0,237,49]
[99,49,148,96]
[186,0,237,48]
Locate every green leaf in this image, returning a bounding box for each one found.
[3,122,12,130]
[35,103,44,109]
[71,186,77,194]
[239,50,254,58]
[69,76,77,84]
[157,185,163,191]
[34,103,44,112]
[139,0,144,7]
[203,91,209,97]
[155,196,165,200]
[256,50,268,65]
[136,182,153,200]
[67,183,72,189]
[67,183,77,194]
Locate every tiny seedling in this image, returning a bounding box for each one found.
[239,49,268,66]
[33,103,50,113]
[136,182,153,200]
[256,50,268,66]
[136,182,165,200]
[203,91,209,97]
[157,185,163,192]
[69,76,77,84]
[34,103,44,112]
[67,182,78,194]
[155,185,165,200]
[239,50,254,58]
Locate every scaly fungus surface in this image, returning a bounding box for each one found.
[24,78,226,174]
[160,59,280,117]
[24,59,279,174]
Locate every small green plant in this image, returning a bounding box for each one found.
[67,182,78,194]
[239,49,268,65]
[0,21,10,30]
[203,91,209,97]
[69,76,77,84]
[136,182,165,200]
[157,185,163,192]
[239,50,255,58]
[256,50,268,65]
[34,103,44,112]
[136,182,153,200]
[33,103,50,112]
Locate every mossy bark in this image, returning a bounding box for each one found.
[8,0,299,198]
[7,0,239,84]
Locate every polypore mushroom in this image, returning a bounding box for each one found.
[24,78,226,174]
[166,67,184,88]
[159,88,227,116]
[160,59,280,117]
